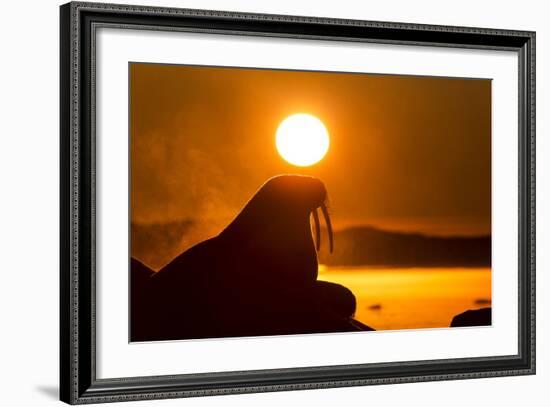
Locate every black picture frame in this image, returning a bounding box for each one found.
[60,1,536,404]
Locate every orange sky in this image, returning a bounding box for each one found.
[130,63,491,243]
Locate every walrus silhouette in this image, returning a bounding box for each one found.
[131,175,372,341]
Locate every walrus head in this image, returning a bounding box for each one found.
[219,175,333,288]
[223,175,333,252]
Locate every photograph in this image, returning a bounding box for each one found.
[129,63,493,342]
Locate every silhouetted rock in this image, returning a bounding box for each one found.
[131,175,374,341]
[450,307,491,327]
[130,258,155,336]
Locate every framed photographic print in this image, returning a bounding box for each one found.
[60,1,536,404]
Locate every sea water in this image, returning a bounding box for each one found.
[318,266,491,331]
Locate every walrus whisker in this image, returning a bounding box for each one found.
[312,208,321,251]
[321,202,333,253]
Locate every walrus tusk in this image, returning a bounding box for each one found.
[321,202,333,253]
[312,208,321,251]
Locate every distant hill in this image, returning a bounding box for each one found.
[132,221,491,270]
[318,226,490,267]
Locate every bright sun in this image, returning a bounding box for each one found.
[275,113,330,166]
